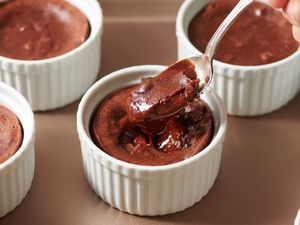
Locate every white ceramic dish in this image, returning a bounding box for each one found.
[77,65,227,216]
[0,82,35,217]
[0,0,103,111]
[176,0,300,116]
[295,209,300,225]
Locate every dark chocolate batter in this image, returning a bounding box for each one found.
[0,104,23,164]
[189,0,299,66]
[0,0,89,60]
[91,64,214,166]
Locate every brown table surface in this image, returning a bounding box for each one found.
[1,1,300,224]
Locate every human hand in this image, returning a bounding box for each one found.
[268,0,300,42]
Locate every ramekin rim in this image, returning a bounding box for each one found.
[77,65,227,172]
[176,0,300,72]
[0,82,35,171]
[0,0,103,65]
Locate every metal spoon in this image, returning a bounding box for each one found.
[184,0,254,92]
[128,0,255,122]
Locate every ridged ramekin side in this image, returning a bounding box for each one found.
[80,133,224,216]
[77,65,227,216]
[0,0,102,111]
[176,0,300,116]
[211,58,300,116]
[0,36,100,111]
[0,82,35,217]
[0,141,35,217]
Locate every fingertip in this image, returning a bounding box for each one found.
[291,0,300,25]
[292,25,300,43]
[283,0,300,26]
[268,0,289,8]
[282,10,293,24]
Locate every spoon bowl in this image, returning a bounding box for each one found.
[185,55,213,92]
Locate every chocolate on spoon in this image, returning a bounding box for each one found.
[126,59,201,123]
[127,0,254,123]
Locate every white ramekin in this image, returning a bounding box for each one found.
[0,0,103,111]
[295,209,300,225]
[176,0,300,116]
[77,65,227,216]
[0,82,35,217]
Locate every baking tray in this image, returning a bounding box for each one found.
[0,0,300,224]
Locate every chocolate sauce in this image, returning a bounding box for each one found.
[91,79,214,166]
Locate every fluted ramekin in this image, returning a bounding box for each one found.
[295,209,300,225]
[77,65,227,216]
[0,0,103,111]
[0,82,35,217]
[176,0,300,116]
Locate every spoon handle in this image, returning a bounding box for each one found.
[204,0,254,60]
